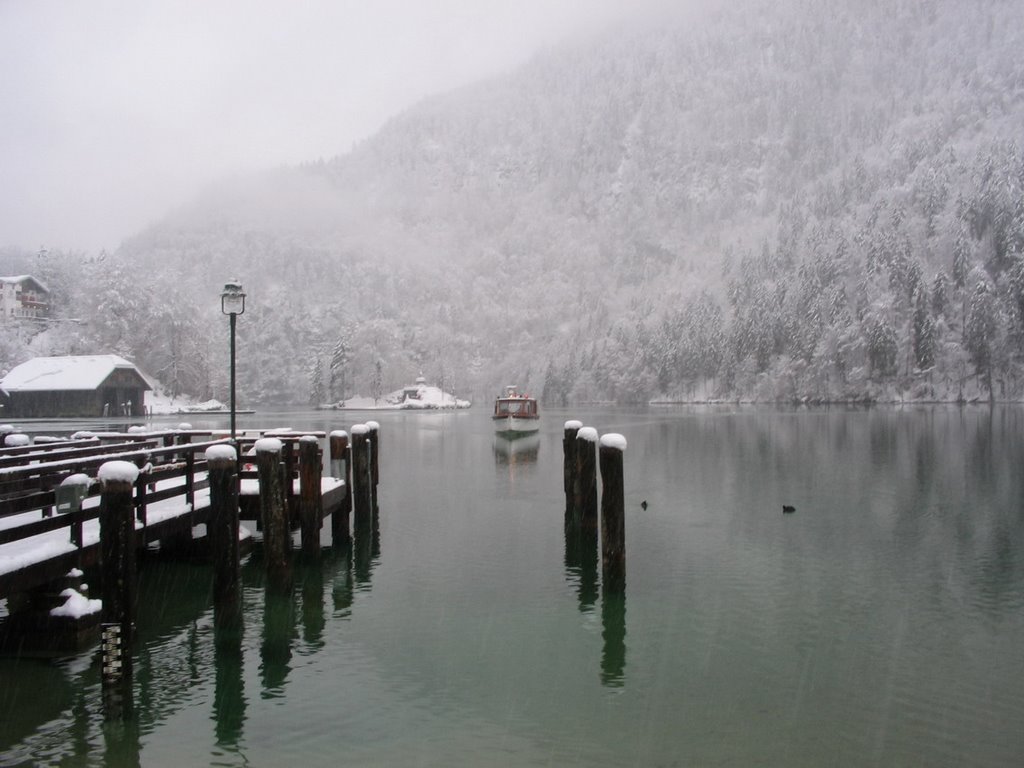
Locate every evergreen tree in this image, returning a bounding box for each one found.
[931,271,949,318]
[912,293,937,370]
[964,281,998,398]
[372,360,384,403]
[329,328,353,402]
[308,357,325,406]
[952,228,970,289]
[864,314,898,380]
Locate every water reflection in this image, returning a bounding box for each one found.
[259,582,294,697]
[300,555,326,648]
[565,499,627,685]
[5,407,1024,766]
[600,586,626,687]
[564,515,598,613]
[352,502,379,588]
[213,638,245,749]
[102,710,141,767]
[493,433,540,464]
[332,541,354,617]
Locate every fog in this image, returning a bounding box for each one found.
[0,0,648,252]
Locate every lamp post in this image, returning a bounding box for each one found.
[220,280,246,442]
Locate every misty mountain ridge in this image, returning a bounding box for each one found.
[10,0,1024,405]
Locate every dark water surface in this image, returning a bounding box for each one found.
[1,406,1023,766]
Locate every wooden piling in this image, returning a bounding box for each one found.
[366,420,380,513]
[177,430,196,508]
[599,433,627,593]
[329,430,351,542]
[298,436,323,556]
[255,438,291,586]
[206,445,241,635]
[281,439,297,524]
[563,420,582,521]
[575,427,599,534]
[98,460,140,687]
[350,425,372,522]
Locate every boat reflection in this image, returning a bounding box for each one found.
[492,433,540,465]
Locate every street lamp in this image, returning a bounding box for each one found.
[220,280,246,441]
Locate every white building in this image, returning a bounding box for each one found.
[0,275,49,321]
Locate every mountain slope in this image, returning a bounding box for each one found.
[102,0,1024,404]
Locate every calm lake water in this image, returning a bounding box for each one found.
[1,406,1023,767]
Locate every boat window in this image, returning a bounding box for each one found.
[508,401,522,414]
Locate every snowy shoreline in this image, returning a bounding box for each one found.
[318,381,471,411]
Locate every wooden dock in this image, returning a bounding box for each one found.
[0,427,360,652]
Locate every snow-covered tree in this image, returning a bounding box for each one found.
[329,328,353,403]
[308,356,325,406]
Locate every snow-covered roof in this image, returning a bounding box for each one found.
[0,275,48,293]
[0,355,149,393]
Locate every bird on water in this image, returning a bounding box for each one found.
[640,500,648,510]
[782,504,795,514]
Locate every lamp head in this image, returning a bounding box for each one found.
[221,280,246,316]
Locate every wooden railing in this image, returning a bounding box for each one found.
[0,430,344,600]
[0,438,230,554]
[235,431,326,520]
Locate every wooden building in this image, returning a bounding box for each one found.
[0,275,49,321]
[0,355,151,418]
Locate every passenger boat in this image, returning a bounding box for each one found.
[492,386,539,437]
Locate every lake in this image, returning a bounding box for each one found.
[1,405,1023,766]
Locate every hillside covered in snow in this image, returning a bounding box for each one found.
[4,0,1024,404]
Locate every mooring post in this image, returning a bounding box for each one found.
[350,425,372,521]
[281,439,297,523]
[5,432,30,448]
[206,445,242,636]
[575,427,599,534]
[177,429,196,508]
[298,435,323,557]
[563,420,582,522]
[329,430,351,542]
[599,433,627,593]
[255,438,290,587]
[366,420,380,512]
[98,460,140,692]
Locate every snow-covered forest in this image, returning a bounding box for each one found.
[3,0,1023,405]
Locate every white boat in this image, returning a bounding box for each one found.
[492,386,539,437]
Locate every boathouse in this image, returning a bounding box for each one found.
[0,354,150,417]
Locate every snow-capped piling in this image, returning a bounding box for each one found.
[206,445,241,636]
[575,427,599,533]
[350,424,376,575]
[563,420,583,521]
[298,436,323,557]
[366,421,380,513]
[255,438,291,588]
[350,425,373,522]
[599,434,627,593]
[329,430,351,541]
[173,430,196,506]
[98,460,139,692]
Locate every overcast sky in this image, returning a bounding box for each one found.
[0,0,639,254]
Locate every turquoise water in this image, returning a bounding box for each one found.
[1,406,1023,766]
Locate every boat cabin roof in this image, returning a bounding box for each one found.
[500,385,530,399]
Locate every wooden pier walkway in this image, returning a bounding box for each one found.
[0,429,347,604]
